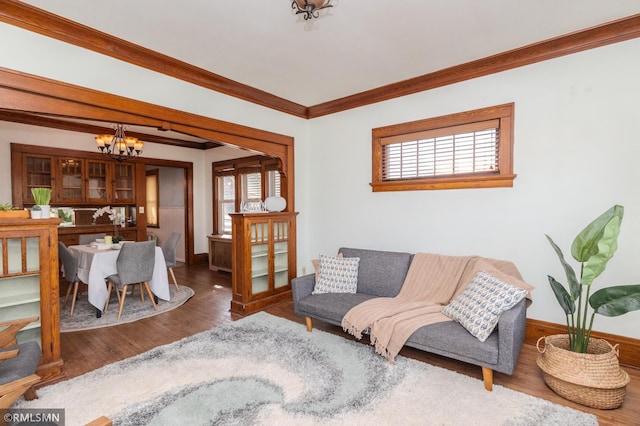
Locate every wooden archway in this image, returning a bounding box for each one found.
[0,67,296,264]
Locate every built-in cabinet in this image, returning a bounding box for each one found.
[11,144,146,244]
[0,217,64,384]
[16,149,135,206]
[86,160,110,203]
[229,212,297,315]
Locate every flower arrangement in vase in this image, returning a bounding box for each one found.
[93,206,125,243]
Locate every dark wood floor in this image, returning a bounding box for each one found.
[59,263,639,425]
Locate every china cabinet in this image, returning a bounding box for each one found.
[86,160,111,203]
[229,211,297,315]
[20,154,53,205]
[12,144,135,205]
[112,163,135,203]
[58,157,84,203]
[0,217,64,384]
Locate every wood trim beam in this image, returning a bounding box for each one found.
[0,68,293,147]
[0,110,215,149]
[526,318,640,369]
[2,1,638,119]
[308,14,640,118]
[0,0,308,118]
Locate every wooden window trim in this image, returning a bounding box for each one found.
[212,156,282,235]
[371,103,516,192]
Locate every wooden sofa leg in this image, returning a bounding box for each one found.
[482,367,493,391]
[305,317,313,332]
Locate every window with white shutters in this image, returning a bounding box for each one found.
[371,103,516,191]
[212,156,283,235]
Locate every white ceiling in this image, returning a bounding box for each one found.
[19,0,640,107]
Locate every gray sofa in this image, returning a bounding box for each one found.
[292,247,528,391]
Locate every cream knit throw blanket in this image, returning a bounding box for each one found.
[342,253,528,362]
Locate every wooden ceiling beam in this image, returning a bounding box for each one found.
[0,0,308,119]
[307,13,640,118]
[1,0,638,120]
[0,110,214,149]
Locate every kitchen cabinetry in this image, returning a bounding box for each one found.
[0,217,64,384]
[229,212,297,315]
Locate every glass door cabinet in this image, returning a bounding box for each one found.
[0,217,64,384]
[230,211,297,315]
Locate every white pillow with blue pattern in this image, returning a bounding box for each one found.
[442,270,528,342]
[312,254,360,294]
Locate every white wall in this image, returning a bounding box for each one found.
[303,38,640,338]
[2,22,639,338]
[0,23,310,257]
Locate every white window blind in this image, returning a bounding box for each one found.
[381,119,500,180]
[216,175,235,234]
[267,169,281,197]
[240,171,262,202]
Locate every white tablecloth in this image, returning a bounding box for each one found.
[69,244,171,311]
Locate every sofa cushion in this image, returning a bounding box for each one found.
[311,253,342,281]
[297,293,377,323]
[339,247,413,297]
[0,341,41,386]
[442,270,528,342]
[312,254,360,294]
[406,321,499,365]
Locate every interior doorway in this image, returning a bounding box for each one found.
[145,165,187,263]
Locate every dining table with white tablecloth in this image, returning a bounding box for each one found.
[69,243,171,312]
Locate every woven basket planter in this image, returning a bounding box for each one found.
[536,334,630,409]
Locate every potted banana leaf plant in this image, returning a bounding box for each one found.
[537,204,640,409]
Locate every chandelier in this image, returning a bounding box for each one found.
[95,123,143,162]
[291,0,333,20]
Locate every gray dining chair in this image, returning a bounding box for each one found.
[162,232,182,292]
[105,240,157,320]
[59,242,84,316]
[79,233,106,245]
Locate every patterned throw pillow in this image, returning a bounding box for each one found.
[442,270,528,342]
[312,254,360,294]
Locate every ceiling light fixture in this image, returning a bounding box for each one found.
[95,123,143,162]
[291,0,333,20]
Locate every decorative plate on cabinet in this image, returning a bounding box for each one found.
[264,196,286,212]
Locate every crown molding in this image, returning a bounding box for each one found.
[1,0,639,119]
[0,0,308,118]
[308,13,640,118]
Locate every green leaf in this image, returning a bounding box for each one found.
[546,234,580,300]
[570,205,623,286]
[590,285,640,317]
[571,204,623,263]
[548,275,575,315]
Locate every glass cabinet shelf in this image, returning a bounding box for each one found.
[0,217,64,384]
[0,291,41,308]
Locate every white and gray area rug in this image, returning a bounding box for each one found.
[19,312,598,425]
[59,285,195,332]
